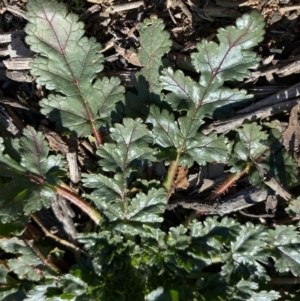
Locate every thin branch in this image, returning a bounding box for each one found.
[271,277,300,285]
[23,237,62,274]
[31,213,90,257]
[169,187,269,214]
[203,98,298,134]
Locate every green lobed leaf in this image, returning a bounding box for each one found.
[59,274,88,297]
[160,68,204,112]
[286,197,300,218]
[0,127,66,181]
[0,263,9,283]
[247,290,280,301]
[221,223,269,281]
[160,67,251,120]
[82,118,165,234]
[0,237,57,281]
[189,217,240,263]
[88,187,167,235]
[77,232,146,300]
[196,279,280,301]
[0,175,58,223]
[147,106,182,149]
[190,216,241,239]
[82,118,159,216]
[0,179,30,222]
[134,226,193,279]
[263,148,298,187]
[77,230,124,261]
[23,284,63,301]
[0,286,26,301]
[125,17,172,118]
[230,123,298,187]
[19,127,50,175]
[0,126,66,222]
[25,0,124,136]
[230,280,280,301]
[145,287,174,301]
[167,225,190,250]
[82,173,123,197]
[97,118,155,175]
[138,17,172,95]
[195,274,230,301]
[147,106,229,167]
[233,124,269,161]
[0,216,29,237]
[0,138,26,178]
[268,225,300,276]
[153,11,264,171]
[19,127,66,186]
[192,11,264,87]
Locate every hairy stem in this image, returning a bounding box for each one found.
[183,163,251,228]
[205,164,250,202]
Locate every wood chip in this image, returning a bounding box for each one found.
[174,166,189,190]
[66,151,81,184]
[2,57,33,70]
[282,103,300,153]
[203,98,299,134]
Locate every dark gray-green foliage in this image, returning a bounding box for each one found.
[0,0,299,300]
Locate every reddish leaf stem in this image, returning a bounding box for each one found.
[56,183,102,224]
[183,164,250,227]
[26,172,101,224]
[205,165,250,202]
[92,127,104,146]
